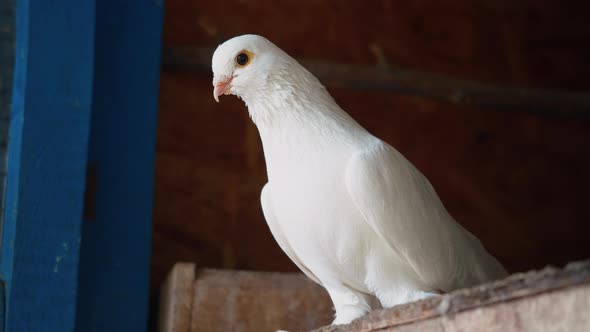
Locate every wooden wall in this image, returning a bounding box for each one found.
[152,0,590,293]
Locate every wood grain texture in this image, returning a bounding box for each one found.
[158,261,590,332]
[166,268,333,332]
[315,260,590,331]
[159,263,196,332]
[340,286,590,332]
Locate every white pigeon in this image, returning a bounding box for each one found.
[211,35,507,325]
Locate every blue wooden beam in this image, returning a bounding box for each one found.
[75,0,164,331]
[1,0,95,330]
[0,0,15,234]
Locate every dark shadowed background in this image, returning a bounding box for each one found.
[151,0,590,296]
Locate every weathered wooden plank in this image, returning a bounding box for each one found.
[316,260,590,332]
[350,284,589,332]
[158,261,590,332]
[158,266,334,332]
[190,269,333,332]
[158,263,196,332]
[74,1,164,331]
[1,0,95,330]
[338,282,590,332]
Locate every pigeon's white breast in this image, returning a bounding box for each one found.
[264,140,404,291]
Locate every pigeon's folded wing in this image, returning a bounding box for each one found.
[345,140,504,292]
[261,184,323,285]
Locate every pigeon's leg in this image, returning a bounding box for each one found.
[325,285,372,325]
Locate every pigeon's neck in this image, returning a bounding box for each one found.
[243,62,369,149]
[242,63,375,184]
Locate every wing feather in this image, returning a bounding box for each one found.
[345,140,506,292]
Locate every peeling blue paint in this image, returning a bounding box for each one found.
[53,256,62,273]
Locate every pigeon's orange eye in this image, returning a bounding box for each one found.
[236,52,250,66]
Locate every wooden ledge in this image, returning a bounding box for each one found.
[158,264,333,332]
[315,260,590,332]
[158,260,590,332]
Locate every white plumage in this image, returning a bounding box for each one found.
[212,34,507,325]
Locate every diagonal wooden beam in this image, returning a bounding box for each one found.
[162,46,590,119]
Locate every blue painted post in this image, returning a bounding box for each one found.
[0,0,15,235]
[75,0,164,331]
[1,0,95,331]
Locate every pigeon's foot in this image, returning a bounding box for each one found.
[377,287,439,308]
[326,285,372,325]
[331,304,369,325]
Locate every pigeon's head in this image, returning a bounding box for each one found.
[212,34,286,103]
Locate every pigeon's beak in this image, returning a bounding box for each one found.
[213,77,233,102]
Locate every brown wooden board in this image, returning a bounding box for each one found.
[316,260,590,331]
[158,264,333,332]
